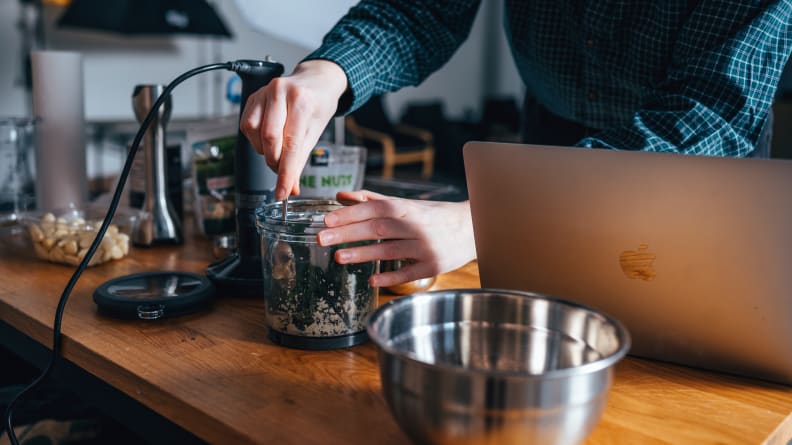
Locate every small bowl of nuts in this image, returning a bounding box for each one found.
[21,205,137,267]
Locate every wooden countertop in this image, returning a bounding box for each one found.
[1,226,791,444]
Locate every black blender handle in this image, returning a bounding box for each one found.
[233,59,285,197]
[232,59,286,79]
[207,58,286,298]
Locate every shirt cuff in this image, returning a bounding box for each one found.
[576,136,614,150]
[303,43,376,115]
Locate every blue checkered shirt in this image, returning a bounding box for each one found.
[305,0,792,157]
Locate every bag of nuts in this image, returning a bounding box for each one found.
[23,209,133,266]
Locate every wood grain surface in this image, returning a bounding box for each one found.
[1,224,791,445]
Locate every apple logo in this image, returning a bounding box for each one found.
[619,244,656,281]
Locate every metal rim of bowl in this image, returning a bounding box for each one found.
[366,288,631,380]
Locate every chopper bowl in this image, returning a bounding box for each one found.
[256,199,379,350]
[366,288,630,445]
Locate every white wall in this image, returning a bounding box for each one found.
[0,1,34,118]
[483,0,524,100]
[0,0,523,123]
[386,0,523,122]
[381,1,488,121]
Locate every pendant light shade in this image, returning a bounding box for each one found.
[57,0,232,38]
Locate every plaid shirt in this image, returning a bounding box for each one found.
[306,0,792,157]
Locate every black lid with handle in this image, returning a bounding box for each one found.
[93,271,214,320]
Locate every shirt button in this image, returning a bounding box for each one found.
[586,39,596,48]
[588,91,599,101]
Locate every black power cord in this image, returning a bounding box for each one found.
[3,60,263,444]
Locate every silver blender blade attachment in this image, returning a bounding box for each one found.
[131,84,183,246]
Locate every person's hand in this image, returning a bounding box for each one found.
[240,59,348,200]
[318,190,477,287]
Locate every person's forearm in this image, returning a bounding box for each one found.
[292,60,349,105]
[302,0,483,113]
[449,200,477,267]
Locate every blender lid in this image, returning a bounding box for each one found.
[93,271,214,320]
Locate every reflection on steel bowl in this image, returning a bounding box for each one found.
[366,289,630,445]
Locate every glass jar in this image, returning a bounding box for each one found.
[0,118,36,234]
[256,199,379,350]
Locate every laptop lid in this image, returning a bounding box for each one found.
[463,142,792,385]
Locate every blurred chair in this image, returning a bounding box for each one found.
[346,95,435,179]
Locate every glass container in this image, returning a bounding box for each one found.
[20,204,138,267]
[0,118,36,234]
[256,199,378,350]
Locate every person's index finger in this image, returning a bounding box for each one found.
[259,94,287,170]
[275,141,306,199]
[275,97,312,200]
[276,149,307,200]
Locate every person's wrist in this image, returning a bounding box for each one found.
[293,59,349,101]
[455,201,477,263]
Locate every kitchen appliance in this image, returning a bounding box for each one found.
[256,199,379,349]
[206,59,284,297]
[131,84,182,246]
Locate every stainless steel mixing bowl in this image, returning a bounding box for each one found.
[366,289,630,445]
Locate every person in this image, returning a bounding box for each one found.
[240,0,792,288]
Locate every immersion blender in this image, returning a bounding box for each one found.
[207,58,284,297]
[131,84,182,246]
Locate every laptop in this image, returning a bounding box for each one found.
[463,142,792,385]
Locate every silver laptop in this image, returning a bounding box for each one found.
[464,142,792,385]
